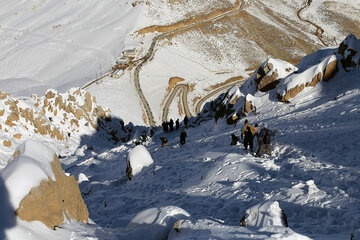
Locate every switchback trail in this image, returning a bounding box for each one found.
[134,0,246,126]
[297,0,328,47]
[162,84,190,123]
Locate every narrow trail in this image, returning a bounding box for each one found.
[136,0,246,126]
[83,0,246,126]
[297,0,328,47]
[162,84,191,122]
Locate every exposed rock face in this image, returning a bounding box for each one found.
[15,154,89,229]
[278,56,338,102]
[338,34,360,70]
[255,62,280,92]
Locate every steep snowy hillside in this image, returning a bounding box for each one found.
[1,0,359,125]
[1,34,359,239]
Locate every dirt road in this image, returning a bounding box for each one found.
[297,0,328,47]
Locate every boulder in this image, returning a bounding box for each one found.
[255,62,280,92]
[338,34,360,70]
[1,140,89,230]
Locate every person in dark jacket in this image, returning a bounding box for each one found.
[169,119,174,132]
[175,119,180,130]
[230,133,240,145]
[180,128,187,145]
[141,130,147,143]
[184,116,189,127]
[256,123,277,157]
[150,128,155,137]
[243,126,254,151]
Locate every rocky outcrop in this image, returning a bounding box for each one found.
[15,154,89,229]
[278,56,338,102]
[338,34,360,70]
[255,62,280,92]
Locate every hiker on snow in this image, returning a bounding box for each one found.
[253,123,259,149]
[175,119,180,130]
[241,119,256,151]
[141,130,147,143]
[169,119,174,132]
[180,128,187,145]
[256,123,277,157]
[184,116,189,128]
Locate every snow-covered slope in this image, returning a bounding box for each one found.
[58,60,360,239]
[1,0,359,125]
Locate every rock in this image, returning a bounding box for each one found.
[15,154,89,229]
[13,133,22,139]
[255,62,280,92]
[278,56,338,102]
[3,140,12,147]
[338,34,360,70]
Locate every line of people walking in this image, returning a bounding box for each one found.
[160,116,189,146]
[235,119,277,157]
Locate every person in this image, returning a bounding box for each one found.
[150,128,155,138]
[243,126,254,151]
[160,137,168,147]
[184,116,189,128]
[230,133,240,145]
[253,123,259,150]
[240,119,256,151]
[175,119,180,130]
[169,119,174,132]
[164,122,169,132]
[180,128,187,145]
[141,130,147,143]
[256,123,277,157]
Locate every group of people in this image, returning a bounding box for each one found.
[159,116,189,147]
[236,119,277,157]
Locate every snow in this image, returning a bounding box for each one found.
[0,1,360,239]
[124,206,190,240]
[277,54,338,97]
[127,145,154,176]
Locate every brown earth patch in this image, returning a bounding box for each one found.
[206,76,244,91]
[3,140,11,147]
[16,154,89,229]
[136,0,241,35]
[322,2,360,43]
[13,133,22,139]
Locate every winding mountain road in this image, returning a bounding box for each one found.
[162,84,190,123]
[297,0,328,47]
[135,0,246,126]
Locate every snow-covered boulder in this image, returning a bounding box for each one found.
[0,140,89,230]
[241,201,287,228]
[125,206,190,240]
[168,218,311,240]
[339,34,360,70]
[255,59,298,92]
[277,54,338,102]
[126,145,154,180]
